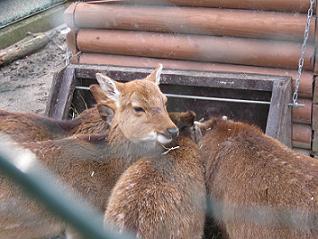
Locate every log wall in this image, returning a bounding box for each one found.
[80,0,313,13]
[71,4,315,41]
[76,30,314,70]
[64,0,318,156]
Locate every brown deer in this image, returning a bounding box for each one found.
[196,117,318,239]
[104,111,206,239]
[0,65,179,239]
[0,84,114,143]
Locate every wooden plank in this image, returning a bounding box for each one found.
[66,30,79,64]
[64,2,78,30]
[45,69,64,117]
[45,66,76,120]
[313,104,318,130]
[74,64,276,91]
[314,77,318,103]
[72,3,315,41]
[75,65,276,91]
[312,131,318,152]
[266,78,292,147]
[78,54,314,98]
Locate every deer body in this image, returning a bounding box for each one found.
[199,118,318,239]
[0,83,116,143]
[104,112,206,239]
[0,134,122,239]
[0,65,179,239]
[0,102,110,143]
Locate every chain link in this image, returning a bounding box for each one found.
[292,0,315,106]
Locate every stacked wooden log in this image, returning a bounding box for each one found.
[64,0,318,155]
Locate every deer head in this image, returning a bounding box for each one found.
[96,64,178,147]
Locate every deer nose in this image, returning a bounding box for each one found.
[167,127,179,138]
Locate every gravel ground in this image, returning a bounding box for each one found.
[0,26,68,114]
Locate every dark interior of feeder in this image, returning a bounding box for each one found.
[69,78,271,132]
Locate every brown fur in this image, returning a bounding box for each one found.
[0,134,119,239]
[198,118,318,239]
[0,83,116,143]
[0,65,178,239]
[104,111,206,239]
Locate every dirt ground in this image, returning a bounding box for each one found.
[0,26,68,114]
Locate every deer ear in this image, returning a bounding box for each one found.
[145,64,162,85]
[89,84,109,103]
[180,111,196,127]
[97,102,114,124]
[169,111,196,128]
[96,73,121,106]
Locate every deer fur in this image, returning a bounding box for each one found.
[0,84,114,143]
[0,65,179,239]
[0,134,116,239]
[197,117,318,239]
[104,111,206,239]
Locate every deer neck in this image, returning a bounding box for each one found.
[108,123,162,162]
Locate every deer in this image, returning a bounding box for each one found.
[0,84,115,143]
[104,111,206,239]
[195,117,318,239]
[0,64,180,239]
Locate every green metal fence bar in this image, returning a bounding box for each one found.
[0,139,133,239]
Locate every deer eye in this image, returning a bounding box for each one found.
[133,106,145,113]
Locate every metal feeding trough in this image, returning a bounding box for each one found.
[45,64,292,147]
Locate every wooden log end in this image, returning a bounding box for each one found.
[66,31,78,55]
[71,55,79,64]
[64,2,78,30]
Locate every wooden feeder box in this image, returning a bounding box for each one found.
[45,64,292,147]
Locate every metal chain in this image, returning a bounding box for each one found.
[292,0,315,106]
